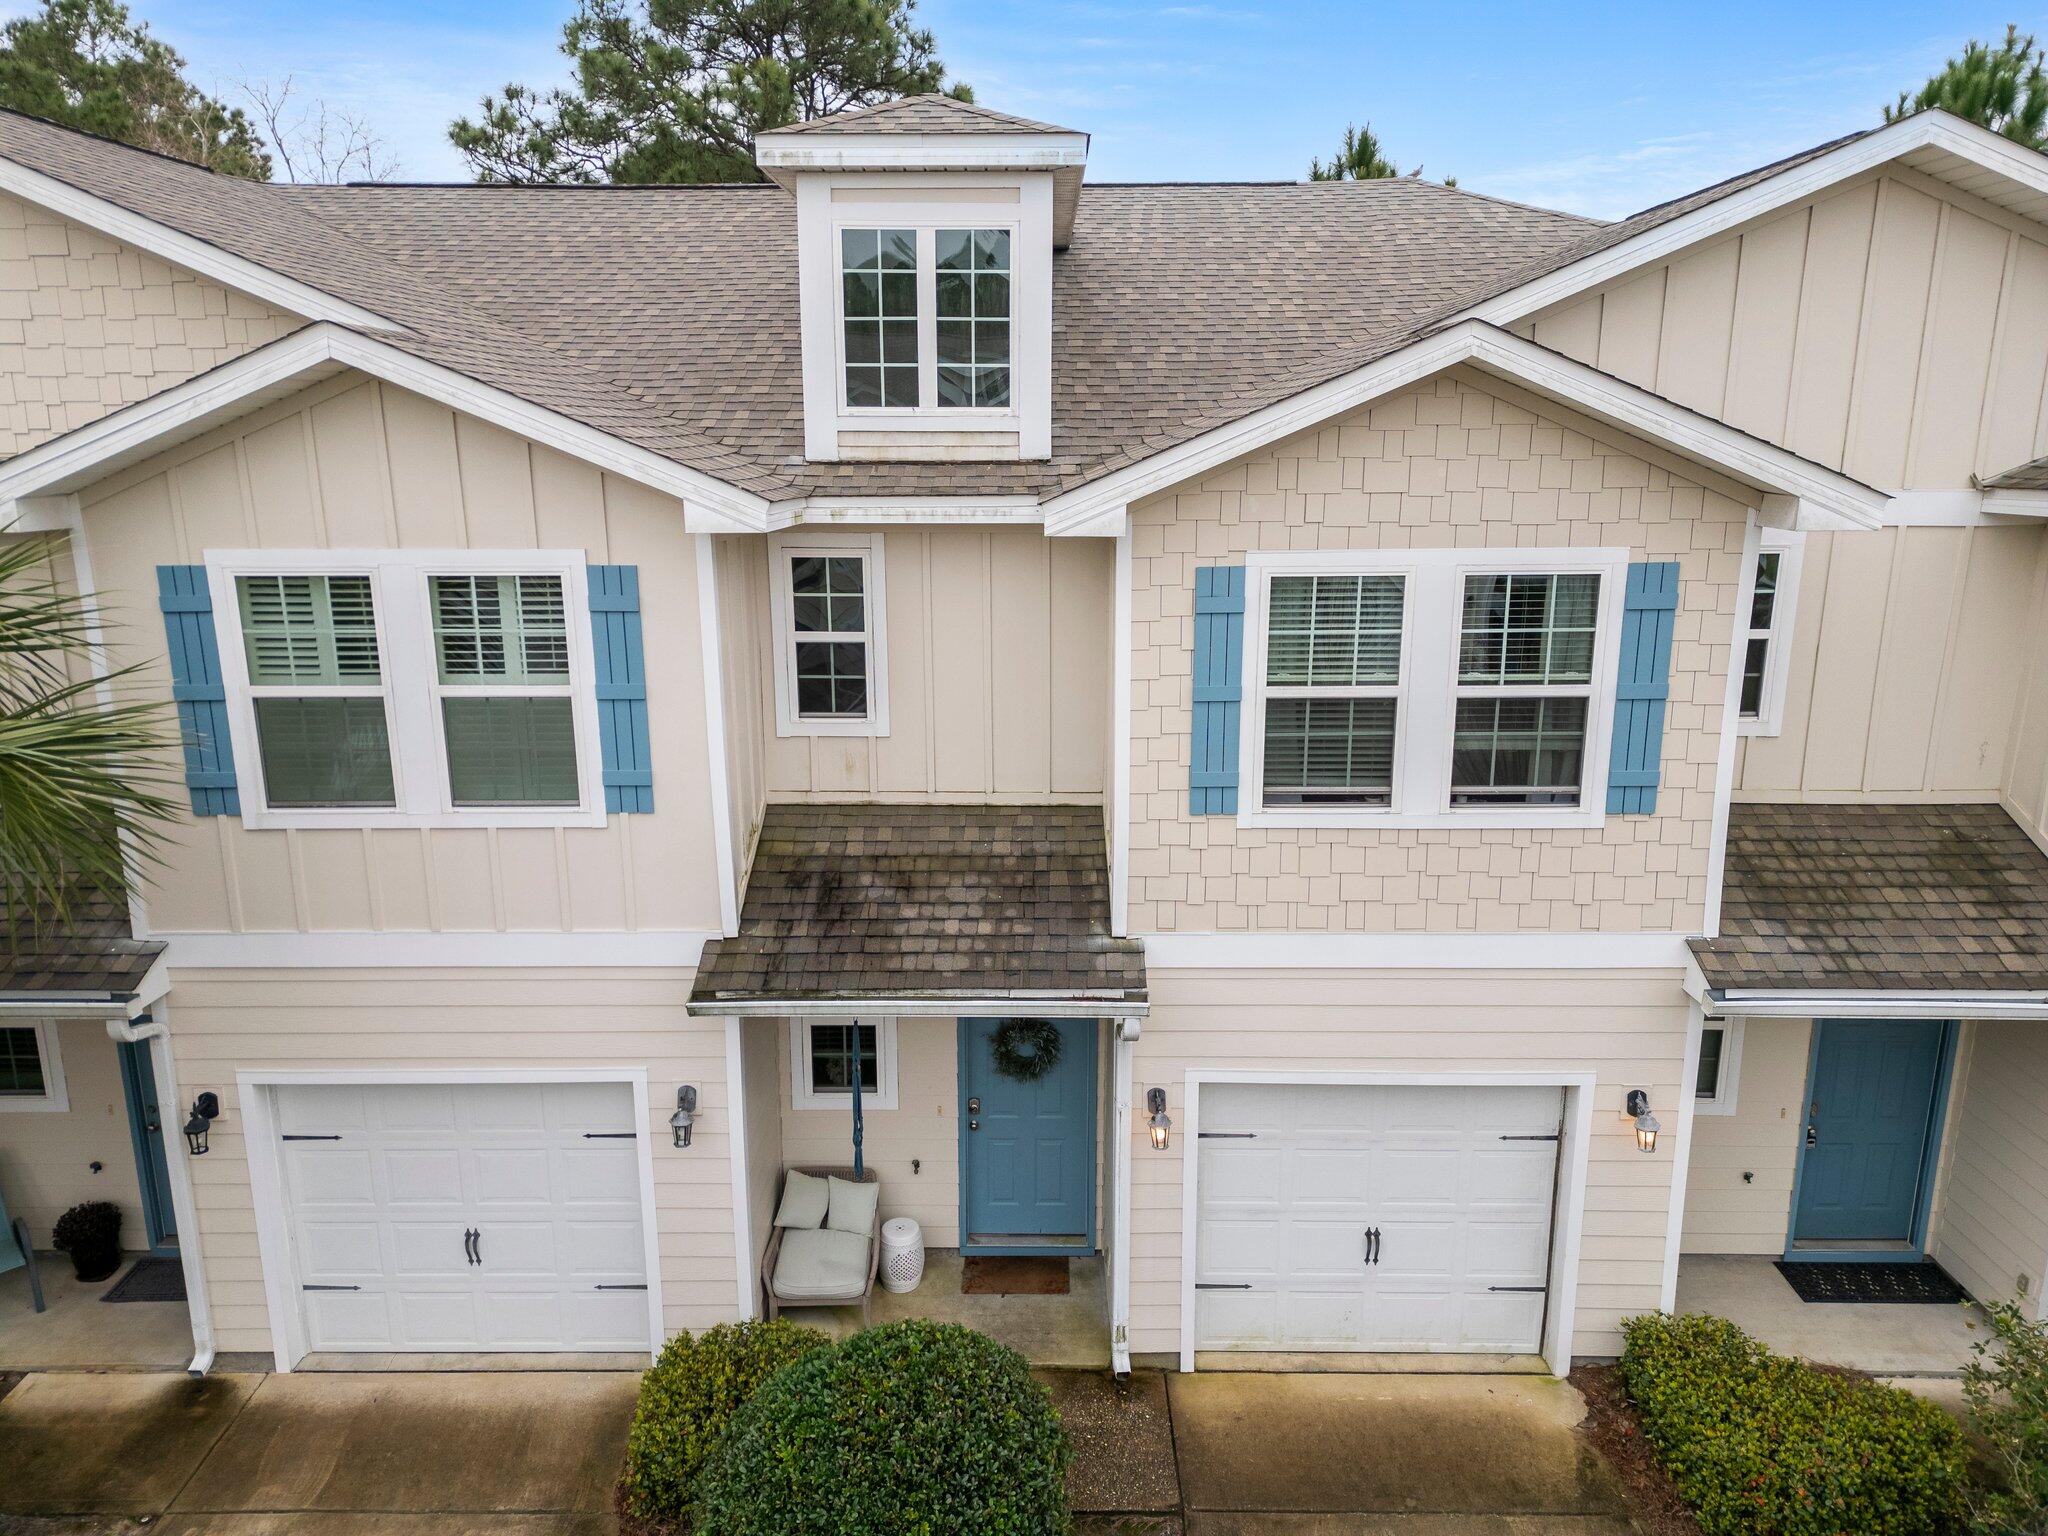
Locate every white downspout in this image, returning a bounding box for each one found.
[1109,1018,1137,1376]
[105,1004,212,1375]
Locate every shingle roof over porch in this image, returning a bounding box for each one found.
[0,888,164,1003]
[1691,802,2048,992]
[687,804,1146,1015]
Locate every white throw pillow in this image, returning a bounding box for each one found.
[825,1175,881,1237]
[773,1168,829,1229]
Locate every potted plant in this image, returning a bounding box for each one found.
[51,1200,122,1282]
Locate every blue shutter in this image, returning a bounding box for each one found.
[1190,565,1246,816]
[1605,561,1681,815]
[156,565,239,817]
[588,564,653,814]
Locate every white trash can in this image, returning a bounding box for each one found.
[880,1216,925,1294]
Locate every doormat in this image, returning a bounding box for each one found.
[962,1256,1069,1295]
[1773,1260,1968,1305]
[101,1257,186,1304]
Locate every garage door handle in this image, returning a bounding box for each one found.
[1365,1227,1380,1265]
[464,1228,479,1265]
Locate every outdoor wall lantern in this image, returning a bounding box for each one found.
[1626,1089,1660,1154]
[1147,1088,1171,1150]
[670,1085,699,1148]
[183,1092,220,1156]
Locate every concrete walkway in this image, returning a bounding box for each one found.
[0,1366,1633,1535]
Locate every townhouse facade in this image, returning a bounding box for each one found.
[0,95,2044,1377]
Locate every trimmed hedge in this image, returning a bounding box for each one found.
[1620,1312,1967,1536]
[621,1318,830,1528]
[694,1319,1072,1536]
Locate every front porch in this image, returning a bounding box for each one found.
[1675,1254,1983,1375]
[0,1254,191,1371]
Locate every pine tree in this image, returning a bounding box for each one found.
[1887,24,2048,151]
[1309,122,1401,181]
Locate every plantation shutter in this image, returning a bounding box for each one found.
[588,565,653,814]
[156,565,239,816]
[1190,565,1246,816]
[1605,561,1680,815]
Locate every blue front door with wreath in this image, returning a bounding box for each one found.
[959,1018,1096,1253]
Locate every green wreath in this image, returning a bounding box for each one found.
[990,1019,1063,1083]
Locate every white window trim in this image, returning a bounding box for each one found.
[1693,1016,1743,1115]
[206,549,607,830]
[0,1019,69,1113]
[1735,527,1804,739]
[788,1016,899,1111]
[768,530,890,739]
[1237,545,1630,830]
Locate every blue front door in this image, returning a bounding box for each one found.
[118,1040,177,1252]
[1793,1020,1946,1246]
[960,1018,1097,1251]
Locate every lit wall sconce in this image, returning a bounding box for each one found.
[1147,1087,1171,1150]
[1626,1089,1660,1154]
[670,1085,699,1148]
[184,1092,220,1156]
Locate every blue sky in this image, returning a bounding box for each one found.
[95,1,2048,217]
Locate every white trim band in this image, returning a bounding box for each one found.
[1142,932,1694,970]
[1707,990,2048,1020]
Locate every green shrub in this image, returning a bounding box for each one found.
[694,1319,1072,1536]
[621,1318,830,1529]
[1963,1300,2048,1535]
[1619,1311,1967,1536]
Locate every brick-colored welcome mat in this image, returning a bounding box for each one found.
[961,1256,1069,1295]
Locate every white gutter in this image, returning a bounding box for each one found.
[103,1009,213,1375]
[692,995,1149,1019]
[1707,990,2048,1020]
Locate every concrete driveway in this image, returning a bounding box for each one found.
[0,1366,1635,1535]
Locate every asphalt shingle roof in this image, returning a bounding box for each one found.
[689,804,1145,1008]
[771,94,1074,136]
[0,889,163,1001]
[1979,454,2048,491]
[1690,802,2048,993]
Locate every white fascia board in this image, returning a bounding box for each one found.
[0,323,778,533]
[1142,931,1693,969]
[1708,989,2048,1020]
[0,153,403,334]
[697,996,1149,1018]
[1042,321,1887,536]
[1455,111,2048,330]
[1982,488,2048,517]
[770,495,1045,527]
[754,130,1089,174]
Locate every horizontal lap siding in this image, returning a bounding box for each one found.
[1933,1021,2048,1318]
[1126,968,1691,1362]
[1682,1018,1809,1254]
[163,969,735,1352]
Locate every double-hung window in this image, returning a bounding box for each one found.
[1451,572,1600,806]
[837,225,1014,414]
[1243,547,1626,828]
[1736,529,1802,738]
[1260,574,1404,806]
[213,552,603,828]
[769,532,888,737]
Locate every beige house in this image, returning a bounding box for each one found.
[1,96,2045,1379]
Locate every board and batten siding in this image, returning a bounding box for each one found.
[714,537,772,892]
[0,190,300,459]
[78,371,726,938]
[1128,968,1691,1362]
[1128,369,1749,936]
[1680,1018,1810,1255]
[750,528,1111,803]
[163,969,734,1352]
[739,1021,781,1294]
[1933,1020,2048,1319]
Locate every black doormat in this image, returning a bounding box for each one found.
[1773,1259,1969,1304]
[100,1256,186,1303]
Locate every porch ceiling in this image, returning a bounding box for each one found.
[687,803,1146,1015]
[0,886,163,1004]
[1693,802,2048,993]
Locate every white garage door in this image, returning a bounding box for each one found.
[275,1081,652,1353]
[1195,1083,1562,1354]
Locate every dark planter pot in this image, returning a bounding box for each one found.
[67,1240,121,1283]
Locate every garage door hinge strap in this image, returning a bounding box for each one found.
[1488,1285,1546,1292]
[302,1283,361,1291]
[1195,1282,1253,1290]
[595,1283,649,1290]
[1197,1132,1257,1139]
[282,1134,343,1141]
[1498,1134,1559,1141]
[583,1132,638,1139]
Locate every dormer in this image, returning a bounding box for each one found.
[755,96,1088,464]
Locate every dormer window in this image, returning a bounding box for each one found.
[936,229,1010,408]
[841,228,920,408]
[836,224,1016,416]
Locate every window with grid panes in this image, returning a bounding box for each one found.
[789,553,872,719]
[1260,573,1404,807]
[0,1026,46,1096]
[237,574,395,808]
[841,228,919,408]
[431,574,580,806]
[808,1022,879,1094]
[936,229,1010,408]
[1451,572,1599,805]
[1739,551,1779,719]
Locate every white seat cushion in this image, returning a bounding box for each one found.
[772,1227,871,1300]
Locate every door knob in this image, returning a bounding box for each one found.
[969,1119,980,1131]
[1805,1125,1818,1147]
[967,1097,981,1114]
